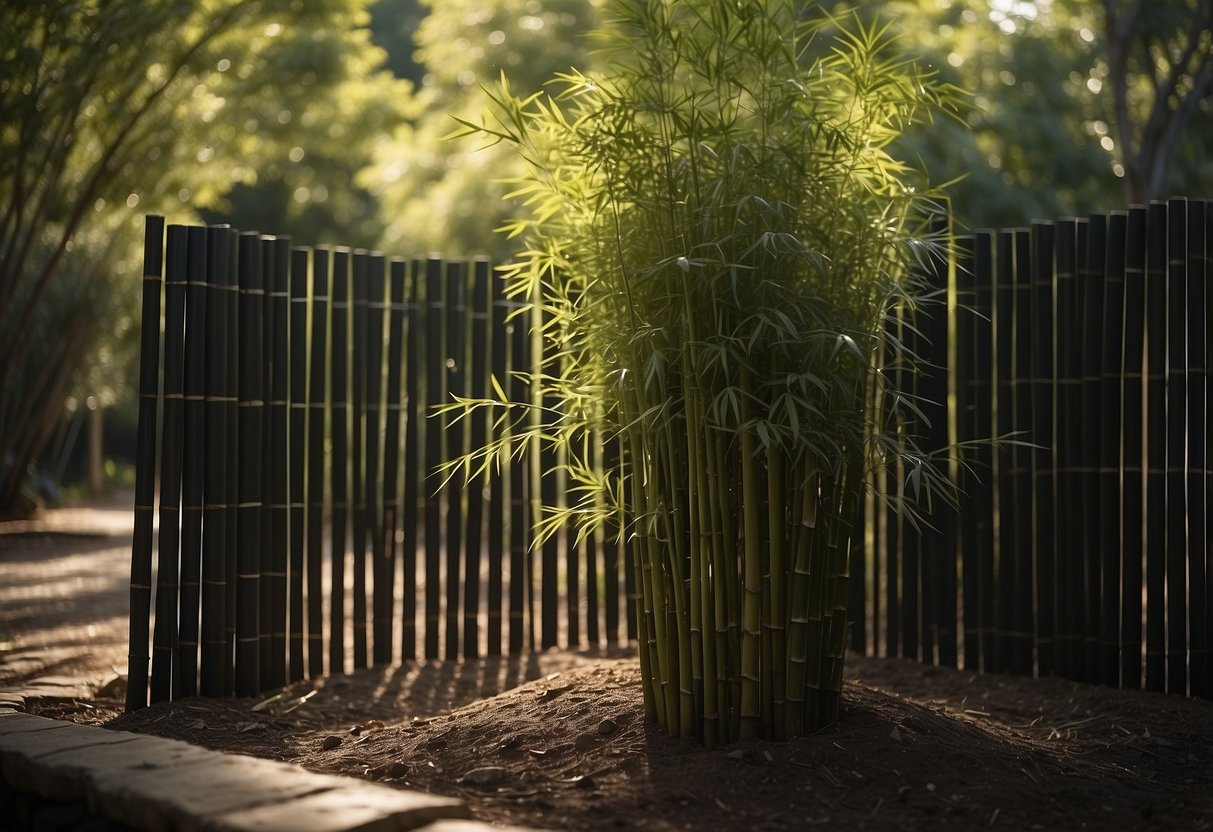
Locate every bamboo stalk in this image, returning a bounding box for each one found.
[1078,217,1106,683]
[1098,212,1127,688]
[1145,202,1167,692]
[738,369,762,740]
[401,258,421,662]
[1183,201,1209,699]
[1121,207,1147,690]
[223,227,240,695]
[234,232,264,696]
[329,248,350,675]
[350,250,369,670]
[445,260,467,658]
[423,256,443,659]
[538,303,559,651]
[288,246,309,682]
[200,225,232,698]
[379,256,407,666]
[258,238,277,692]
[602,436,622,648]
[127,214,165,712]
[486,266,508,656]
[508,307,529,655]
[267,236,290,690]
[365,253,387,665]
[1163,198,1189,695]
[463,259,491,658]
[767,448,786,737]
[150,225,189,703]
[305,248,330,677]
[177,225,209,698]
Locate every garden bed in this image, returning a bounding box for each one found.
[40,651,1212,831]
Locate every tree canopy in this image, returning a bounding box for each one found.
[361,0,604,260]
[0,0,408,511]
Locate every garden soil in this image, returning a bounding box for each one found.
[30,650,1210,831]
[6,508,1211,831]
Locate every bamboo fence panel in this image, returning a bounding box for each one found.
[128,205,1213,709]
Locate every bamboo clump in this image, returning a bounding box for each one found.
[452,0,957,745]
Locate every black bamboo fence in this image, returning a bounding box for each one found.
[126,219,635,709]
[855,197,1211,699]
[128,199,1211,709]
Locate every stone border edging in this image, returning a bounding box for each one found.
[0,701,534,832]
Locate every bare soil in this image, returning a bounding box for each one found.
[30,650,1211,831]
[6,514,1211,831]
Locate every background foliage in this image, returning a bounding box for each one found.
[2,0,1210,512]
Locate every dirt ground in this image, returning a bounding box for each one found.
[22,650,1206,831]
[5,510,1212,831]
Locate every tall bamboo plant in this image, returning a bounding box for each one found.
[452,0,958,746]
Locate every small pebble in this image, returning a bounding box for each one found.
[321,735,342,751]
[461,765,507,786]
[598,718,618,736]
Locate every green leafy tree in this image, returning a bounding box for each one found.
[0,0,408,513]
[1100,0,1213,202]
[887,0,1211,229]
[362,0,603,260]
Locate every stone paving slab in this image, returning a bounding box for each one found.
[208,784,473,832]
[0,711,474,832]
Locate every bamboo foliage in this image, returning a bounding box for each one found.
[452,0,956,745]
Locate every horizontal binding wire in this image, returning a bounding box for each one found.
[238,400,266,407]
[242,288,266,296]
